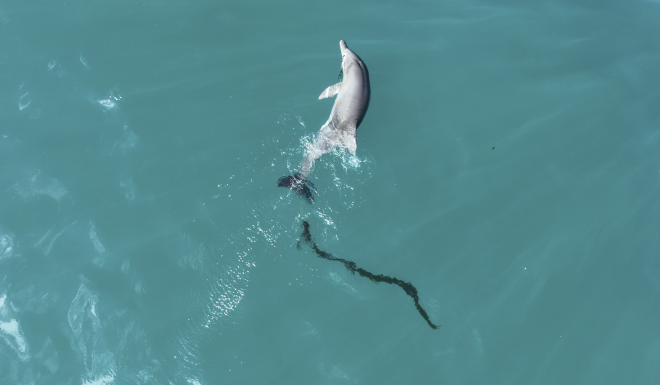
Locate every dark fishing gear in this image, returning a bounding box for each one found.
[298,221,440,330]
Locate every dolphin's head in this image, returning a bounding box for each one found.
[339,40,351,63]
[339,40,359,79]
[340,40,348,53]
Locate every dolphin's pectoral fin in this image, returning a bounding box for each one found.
[341,130,357,155]
[318,83,340,100]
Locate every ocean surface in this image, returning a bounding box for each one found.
[1,0,659,384]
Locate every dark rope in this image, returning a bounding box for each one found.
[297,221,440,330]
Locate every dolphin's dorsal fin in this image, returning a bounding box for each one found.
[318,83,340,100]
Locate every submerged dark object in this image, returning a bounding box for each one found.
[298,221,440,330]
[277,173,317,204]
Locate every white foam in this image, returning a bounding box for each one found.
[472,328,484,353]
[35,337,59,374]
[68,284,99,356]
[68,284,117,383]
[121,259,130,273]
[80,53,89,68]
[97,89,121,110]
[318,363,353,382]
[301,321,318,336]
[34,221,77,256]
[18,92,31,111]
[42,224,70,255]
[119,179,135,202]
[178,233,206,272]
[82,372,115,385]
[89,221,106,253]
[328,272,361,298]
[119,129,139,154]
[0,318,30,362]
[98,99,115,109]
[11,171,69,203]
[0,233,14,260]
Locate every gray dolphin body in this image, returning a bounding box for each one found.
[278,40,370,203]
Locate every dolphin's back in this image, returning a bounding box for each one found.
[333,52,370,131]
[350,59,370,129]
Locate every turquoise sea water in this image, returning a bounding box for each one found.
[1,0,660,384]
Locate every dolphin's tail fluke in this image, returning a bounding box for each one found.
[277,173,316,204]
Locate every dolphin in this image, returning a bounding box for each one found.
[278,40,371,203]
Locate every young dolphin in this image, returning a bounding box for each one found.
[278,40,371,203]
